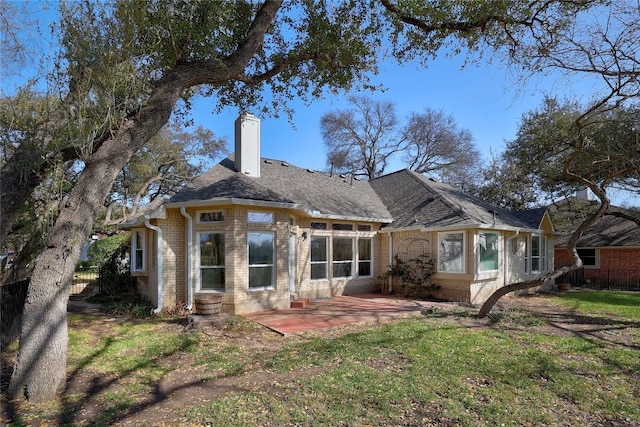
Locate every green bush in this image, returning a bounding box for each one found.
[87,234,128,268]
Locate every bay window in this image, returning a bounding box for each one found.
[248,232,274,288]
[478,232,499,272]
[438,232,465,273]
[199,233,225,291]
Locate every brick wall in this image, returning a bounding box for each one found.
[555,246,640,281]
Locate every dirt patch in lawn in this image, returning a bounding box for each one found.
[1,292,638,426]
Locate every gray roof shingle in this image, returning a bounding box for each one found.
[370,170,531,229]
[554,207,640,247]
[511,207,548,229]
[169,157,394,222]
[169,158,535,230]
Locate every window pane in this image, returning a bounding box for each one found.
[310,222,327,230]
[248,212,273,223]
[357,224,372,231]
[199,211,224,222]
[248,232,273,264]
[438,233,464,272]
[133,230,145,271]
[333,238,353,261]
[358,239,372,260]
[248,232,274,288]
[311,237,327,262]
[200,234,224,266]
[577,248,596,266]
[358,238,372,277]
[478,233,499,271]
[201,268,225,290]
[531,236,540,272]
[332,223,353,231]
[134,249,144,270]
[249,266,273,288]
[358,261,371,277]
[311,264,327,280]
[333,262,352,277]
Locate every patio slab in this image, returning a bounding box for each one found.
[242,294,448,335]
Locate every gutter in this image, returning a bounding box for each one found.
[180,207,194,310]
[144,218,163,314]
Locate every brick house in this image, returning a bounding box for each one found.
[551,198,640,287]
[121,115,554,314]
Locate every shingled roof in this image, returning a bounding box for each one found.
[169,157,394,222]
[554,207,640,247]
[369,170,532,230]
[511,207,548,229]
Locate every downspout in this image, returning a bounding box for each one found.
[145,219,163,314]
[180,207,194,310]
[388,233,393,293]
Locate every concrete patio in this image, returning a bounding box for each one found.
[242,294,453,335]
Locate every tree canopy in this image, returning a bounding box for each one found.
[2,0,635,403]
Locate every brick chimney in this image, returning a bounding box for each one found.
[234,113,261,178]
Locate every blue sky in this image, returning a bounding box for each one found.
[3,2,636,206]
[190,51,591,172]
[190,52,638,206]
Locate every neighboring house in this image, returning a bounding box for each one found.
[550,198,640,287]
[120,115,554,314]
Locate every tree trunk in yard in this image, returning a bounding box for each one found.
[478,189,610,318]
[8,2,282,401]
[8,80,182,402]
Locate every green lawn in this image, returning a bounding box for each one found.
[553,289,640,320]
[4,292,639,427]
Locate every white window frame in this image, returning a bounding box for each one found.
[577,248,599,268]
[531,235,541,273]
[357,238,373,277]
[131,229,146,272]
[437,232,465,273]
[248,231,275,289]
[198,232,225,292]
[477,232,499,273]
[524,236,529,273]
[540,236,548,272]
[332,237,354,278]
[310,236,328,280]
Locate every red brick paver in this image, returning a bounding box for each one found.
[242,294,445,335]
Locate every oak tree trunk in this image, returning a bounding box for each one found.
[7,2,282,401]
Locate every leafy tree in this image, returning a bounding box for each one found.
[2,0,613,402]
[104,122,227,225]
[478,99,640,316]
[469,151,538,210]
[320,96,480,183]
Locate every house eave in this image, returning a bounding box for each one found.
[118,205,167,229]
[166,198,394,224]
[379,223,540,234]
